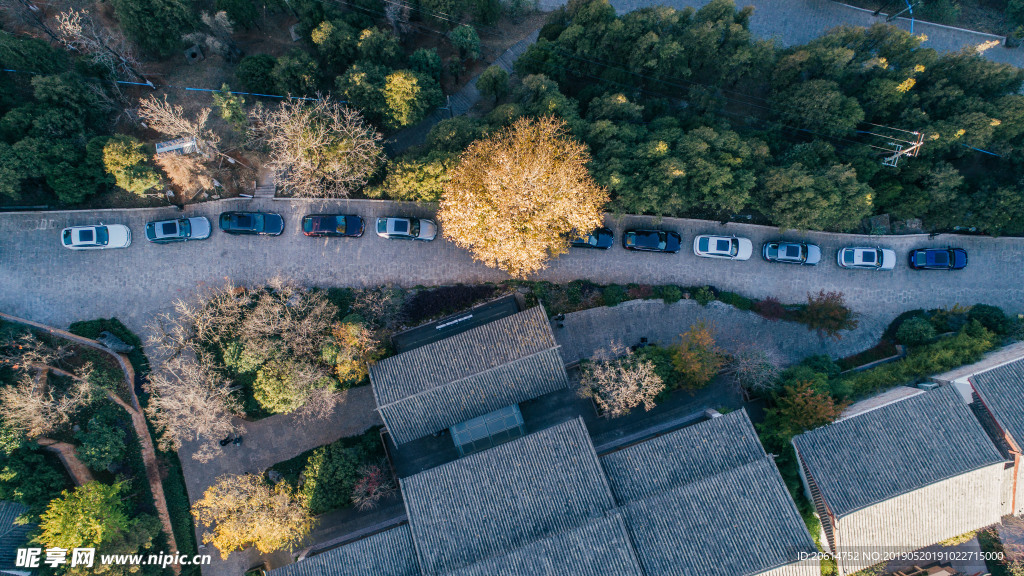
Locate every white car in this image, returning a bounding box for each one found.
[61,224,132,250]
[838,247,896,270]
[693,235,752,260]
[145,217,211,243]
[375,217,437,241]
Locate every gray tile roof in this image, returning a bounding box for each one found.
[400,418,616,576]
[268,524,420,576]
[970,357,1024,448]
[620,458,817,576]
[371,306,569,444]
[0,501,33,570]
[601,411,816,576]
[445,513,642,576]
[600,409,765,504]
[792,385,1005,517]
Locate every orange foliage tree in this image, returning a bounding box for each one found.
[670,321,725,389]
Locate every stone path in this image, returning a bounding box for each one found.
[553,297,887,365]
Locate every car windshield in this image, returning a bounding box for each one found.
[410,220,420,236]
[96,227,109,245]
[62,229,72,245]
[335,217,346,234]
[914,252,927,266]
[698,237,709,252]
[587,235,598,246]
[180,219,191,236]
[377,219,387,233]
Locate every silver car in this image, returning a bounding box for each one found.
[693,235,753,260]
[762,241,821,265]
[61,224,132,250]
[838,247,896,270]
[375,217,437,241]
[145,217,211,243]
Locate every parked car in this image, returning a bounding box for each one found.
[302,214,365,238]
[693,235,752,260]
[837,247,897,270]
[375,217,437,241]
[622,229,681,253]
[61,224,131,250]
[218,212,284,236]
[762,240,821,265]
[144,217,211,243]
[570,227,614,249]
[909,247,968,270]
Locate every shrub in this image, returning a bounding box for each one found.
[299,436,380,514]
[693,286,714,306]
[425,117,487,152]
[896,316,937,346]
[759,381,845,455]
[657,285,683,304]
[1010,0,1024,27]
[273,49,321,95]
[930,304,970,333]
[968,304,1010,335]
[717,291,753,310]
[75,407,127,472]
[626,284,654,300]
[798,290,858,339]
[401,285,498,324]
[351,463,396,511]
[236,54,279,95]
[0,444,70,519]
[633,344,676,388]
[602,285,627,306]
[670,322,724,389]
[883,309,927,341]
[471,0,502,24]
[753,297,788,321]
[102,135,161,196]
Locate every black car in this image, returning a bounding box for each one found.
[909,247,968,270]
[623,229,681,253]
[302,214,365,237]
[219,212,284,236]
[570,227,614,249]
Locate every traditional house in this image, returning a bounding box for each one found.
[792,385,1008,576]
[1,501,34,576]
[968,356,1024,517]
[369,305,568,445]
[272,411,818,576]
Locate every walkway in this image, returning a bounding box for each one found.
[553,297,886,366]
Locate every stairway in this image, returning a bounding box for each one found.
[254,185,276,198]
[254,168,276,198]
[802,460,837,553]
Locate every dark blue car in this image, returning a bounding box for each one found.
[623,230,681,253]
[909,247,967,270]
[219,212,284,236]
[570,227,614,249]
[301,214,364,237]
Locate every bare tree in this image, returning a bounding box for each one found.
[384,1,412,38]
[294,386,338,424]
[725,346,782,395]
[56,9,149,83]
[138,95,219,150]
[0,332,71,370]
[351,286,405,330]
[182,11,241,62]
[578,346,664,418]
[249,96,383,197]
[0,371,93,438]
[145,356,239,462]
[154,153,217,201]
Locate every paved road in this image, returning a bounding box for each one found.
[2,198,1022,341]
[609,0,1024,67]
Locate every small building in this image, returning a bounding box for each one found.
[968,356,1024,517]
[1,501,34,576]
[792,385,1008,576]
[272,411,818,576]
[154,136,198,156]
[369,305,568,445]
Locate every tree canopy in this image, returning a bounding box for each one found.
[439,116,608,277]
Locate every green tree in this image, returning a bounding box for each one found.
[357,28,403,68]
[311,20,359,71]
[212,84,248,132]
[337,64,389,126]
[236,54,279,94]
[273,49,321,95]
[102,136,161,196]
[0,444,70,519]
[410,48,443,82]
[775,79,864,136]
[476,65,509,101]
[300,441,369,513]
[420,0,463,27]
[383,70,443,129]
[369,151,456,201]
[895,316,937,346]
[37,482,130,549]
[471,0,502,24]
[759,380,844,451]
[759,162,873,232]
[109,0,196,57]
[449,25,481,60]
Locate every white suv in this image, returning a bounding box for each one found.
[693,235,752,260]
[61,224,132,250]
